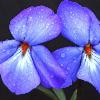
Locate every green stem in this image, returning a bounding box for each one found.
[71,89,77,100]
[52,88,66,100]
[37,86,58,100]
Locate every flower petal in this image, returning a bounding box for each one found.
[93,43,100,54]
[84,7,100,45]
[31,45,72,88]
[9,6,61,45]
[53,47,83,82]
[0,47,40,94]
[57,1,90,46]
[77,50,100,93]
[0,40,20,64]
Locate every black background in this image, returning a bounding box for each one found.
[0,0,100,100]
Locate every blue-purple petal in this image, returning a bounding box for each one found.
[31,45,72,88]
[57,1,90,46]
[84,7,100,45]
[77,50,100,93]
[9,6,61,45]
[93,43,100,54]
[0,40,20,64]
[0,48,40,94]
[53,46,83,82]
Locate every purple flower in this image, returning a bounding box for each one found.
[0,6,71,94]
[53,0,100,92]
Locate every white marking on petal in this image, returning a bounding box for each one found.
[77,50,100,92]
[0,47,40,94]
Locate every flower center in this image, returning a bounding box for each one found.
[84,44,92,58]
[21,42,29,55]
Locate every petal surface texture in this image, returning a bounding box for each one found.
[9,6,61,45]
[84,7,100,45]
[57,1,90,46]
[58,0,100,46]
[53,47,83,81]
[77,50,100,93]
[94,43,100,54]
[0,40,20,64]
[31,45,72,88]
[0,47,40,94]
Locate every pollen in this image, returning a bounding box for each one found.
[84,44,92,58]
[21,42,29,55]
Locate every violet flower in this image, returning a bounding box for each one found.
[0,6,71,94]
[53,0,100,92]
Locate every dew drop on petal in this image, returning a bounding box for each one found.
[60,63,64,67]
[50,75,54,78]
[61,53,65,58]
[67,67,70,71]
[73,60,77,63]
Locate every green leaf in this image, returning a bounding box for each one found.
[71,89,77,100]
[52,88,66,100]
[37,86,58,100]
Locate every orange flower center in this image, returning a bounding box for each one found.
[84,44,92,57]
[21,42,29,55]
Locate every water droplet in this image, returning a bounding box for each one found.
[49,33,52,36]
[51,22,54,25]
[67,67,70,71]
[28,17,32,21]
[72,13,75,16]
[13,83,16,86]
[41,9,44,11]
[61,53,65,58]
[65,71,68,75]
[7,51,10,54]
[74,21,77,25]
[46,25,49,29]
[73,60,77,63]
[23,25,25,28]
[50,75,54,78]
[3,49,6,52]
[27,8,32,13]
[47,23,50,26]
[70,11,72,14]
[41,15,43,18]
[61,63,64,67]
[73,57,76,60]
[38,15,41,18]
[94,37,97,41]
[66,48,70,52]
[29,8,32,11]
[70,15,73,19]
[74,34,78,40]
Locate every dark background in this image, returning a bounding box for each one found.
[0,0,100,100]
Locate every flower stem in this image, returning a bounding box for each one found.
[71,89,77,100]
[37,86,58,100]
[52,88,66,100]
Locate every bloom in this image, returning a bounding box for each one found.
[0,6,71,94]
[53,0,100,92]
